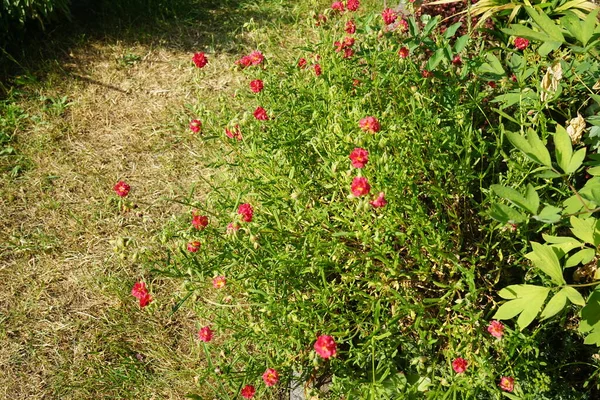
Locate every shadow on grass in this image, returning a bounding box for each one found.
[0,0,298,91]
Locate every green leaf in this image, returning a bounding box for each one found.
[444,22,462,39]
[505,130,551,167]
[540,289,568,320]
[554,125,572,173]
[565,248,596,268]
[588,166,600,176]
[490,203,527,224]
[426,48,446,71]
[494,285,550,330]
[454,34,469,53]
[564,286,585,306]
[580,288,600,345]
[581,9,599,46]
[533,205,562,224]
[570,216,600,246]
[502,25,551,42]
[525,6,565,42]
[538,41,562,57]
[526,242,566,285]
[491,184,538,214]
[479,53,505,77]
[567,148,586,174]
[561,12,584,44]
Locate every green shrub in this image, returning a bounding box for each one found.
[0,0,70,37]
[153,4,600,398]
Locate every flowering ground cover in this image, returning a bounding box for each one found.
[3,0,600,399]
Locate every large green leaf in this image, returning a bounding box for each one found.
[526,242,566,285]
[525,6,565,42]
[564,286,585,306]
[491,184,539,214]
[579,288,600,345]
[570,216,600,246]
[554,125,572,173]
[541,234,583,254]
[490,203,527,224]
[567,148,586,174]
[533,205,562,224]
[505,130,552,167]
[565,248,596,268]
[494,285,551,330]
[581,9,599,46]
[540,289,568,320]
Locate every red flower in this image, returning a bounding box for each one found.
[250,79,264,93]
[351,177,370,197]
[238,203,254,222]
[452,358,468,374]
[298,58,308,69]
[225,125,243,141]
[114,181,131,197]
[499,376,515,392]
[314,64,322,76]
[345,20,356,34]
[236,55,252,68]
[192,52,208,68]
[514,37,529,50]
[132,282,152,307]
[343,48,354,59]
[212,276,226,289]
[359,116,380,133]
[241,385,256,398]
[343,37,355,47]
[452,55,462,66]
[346,0,360,11]
[381,8,397,25]
[189,119,202,133]
[262,368,279,386]
[315,14,327,26]
[131,282,148,299]
[349,147,368,168]
[487,320,504,338]
[198,326,214,342]
[331,1,345,11]
[249,50,265,65]
[370,192,387,208]
[192,212,209,230]
[138,292,152,307]
[488,81,497,89]
[314,335,337,359]
[253,107,269,121]
[421,70,433,78]
[398,47,409,59]
[187,241,201,253]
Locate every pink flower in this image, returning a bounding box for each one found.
[421,70,433,78]
[351,177,370,197]
[369,192,387,208]
[314,63,322,76]
[298,58,307,69]
[349,147,369,168]
[331,1,345,11]
[212,276,226,289]
[225,125,243,141]
[346,0,360,11]
[238,203,254,222]
[241,385,256,398]
[314,335,337,359]
[187,241,201,253]
[499,376,515,392]
[487,320,504,338]
[249,50,264,65]
[198,326,214,342]
[381,8,397,25]
[254,107,269,121]
[192,212,209,230]
[192,52,208,68]
[189,119,202,133]
[236,55,252,68]
[514,37,529,50]
[345,20,356,34]
[452,358,468,374]
[398,47,409,59]
[398,18,408,32]
[250,79,264,93]
[359,116,380,133]
[262,368,279,386]
[452,55,462,66]
[131,282,148,299]
[114,181,131,197]
[227,222,240,233]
